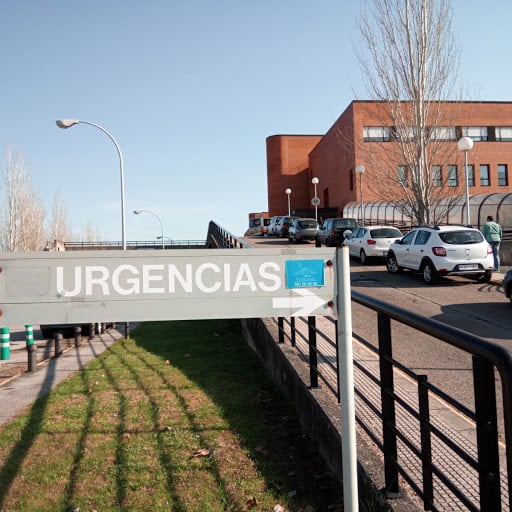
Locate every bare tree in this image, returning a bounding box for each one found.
[356,0,463,224]
[0,145,47,251]
[48,191,73,243]
[81,221,104,242]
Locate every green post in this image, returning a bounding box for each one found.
[25,324,34,347]
[0,327,10,360]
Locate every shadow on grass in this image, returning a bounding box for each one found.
[129,319,344,510]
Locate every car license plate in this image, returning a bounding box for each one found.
[459,264,478,270]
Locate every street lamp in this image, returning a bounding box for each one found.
[285,188,292,216]
[311,177,320,221]
[133,209,165,248]
[457,136,474,225]
[56,119,126,250]
[355,165,365,226]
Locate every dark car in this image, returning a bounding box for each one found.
[504,270,512,303]
[315,218,358,247]
[288,218,318,243]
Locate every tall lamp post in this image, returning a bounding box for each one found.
[457,136,474,225]
[355,165,365,226]
[311,177,320,221]
[133,209,165,249]
[285,188,292,216]
[56,119,126,250]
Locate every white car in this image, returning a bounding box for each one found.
[343,226,403,264]
[386,225,494,284]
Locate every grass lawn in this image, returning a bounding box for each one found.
[0,319,345,511]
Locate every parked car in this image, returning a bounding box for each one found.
[244,216,271,237]
[288,218,318,243]
[275,216,298,238]
[343,226,403,263]
[386,225,494,284]
[503,270,512,303]
[267,216,284,237]
[315,218,358,247]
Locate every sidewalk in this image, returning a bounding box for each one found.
[0,327,124,425]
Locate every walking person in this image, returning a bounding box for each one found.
[482,215,502,271]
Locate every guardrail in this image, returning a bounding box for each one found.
[60,240,207,250]
[276,297,512,512]
[207,221,253,249]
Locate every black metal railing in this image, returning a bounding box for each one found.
[276,295,512,512]
[207,221,253,249]
[60,240,207,250]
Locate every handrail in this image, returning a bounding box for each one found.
[275,292,512,511]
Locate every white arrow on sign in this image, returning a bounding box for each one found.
[272,288,326,316]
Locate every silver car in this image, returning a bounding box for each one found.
[343,225,403,264]
[288,218,318,243]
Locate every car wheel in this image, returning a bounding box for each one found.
[422,260,439,285]
[315,238,321,248]
[386,252,402,274]
[360,250,367,265]
[475,270,492,283]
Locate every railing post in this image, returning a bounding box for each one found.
[0,327,10,360]
[473,356,501,511]
[290,317,296,347]
[418,375,434,510]
[278,317,284,344]
[308,316,318,388]
[25,324,37,372]
[378,312,400,496]
[54,332,63,358]
[74,326,82,348]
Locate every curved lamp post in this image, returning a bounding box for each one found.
[457,136,474,225]
[285,188,292,216]
[311,177,320,221]
[156,235,172,247]
[355,165,365,226]
[133,209,165,248]
[56,119,126,250]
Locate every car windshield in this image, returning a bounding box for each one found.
[439,230,484,244]
[370,228,402,238]
[299,221,317,228]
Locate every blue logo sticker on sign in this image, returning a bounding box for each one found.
[285,259,325,288]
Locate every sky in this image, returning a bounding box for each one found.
[1,0,512,243]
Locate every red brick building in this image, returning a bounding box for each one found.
[266,101,512,223]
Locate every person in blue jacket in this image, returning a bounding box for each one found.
[482,215,502,271]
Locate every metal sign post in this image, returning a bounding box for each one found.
[336,246,359,512]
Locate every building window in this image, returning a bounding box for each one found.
[394,126,416,142]
[495,127,512,141]
[479,164,490,186]
[467,164,475,186]
[498,164,508,186]
[447,165,458,187]
[461,126,488,141]
[349,168,354,191]
[397,165,408,187]
[430,126,456,141]
[363,126,391,142]
[432,165,442,187]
